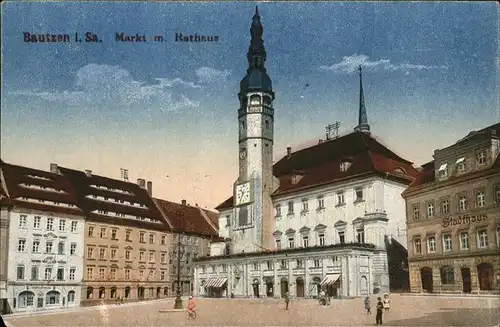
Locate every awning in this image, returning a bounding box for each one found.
[206,277,227,288]
[456,157,465,164]
[320,274,340,286]
[438,163,448,171]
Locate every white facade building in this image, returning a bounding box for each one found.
[1,162,86,313]
[193,7,418,299]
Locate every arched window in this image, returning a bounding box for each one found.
[99,287,105,299]
[67,290,75,303]
[18,291,35,308]
[124,286,131,298]
[440,266,454,284]
[86,286,93,299]
[46,290,60,305]
[250,95,261,105]
[110,287,117,299]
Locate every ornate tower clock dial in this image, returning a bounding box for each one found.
[234,181,252,206]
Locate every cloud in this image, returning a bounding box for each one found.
[195,67,231,84]
[320,54,448,74]
[10,64,200,112]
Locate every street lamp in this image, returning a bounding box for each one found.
[173,212,184,309]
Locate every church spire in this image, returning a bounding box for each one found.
[354,65,371,134]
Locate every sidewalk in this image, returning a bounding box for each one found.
[399,292,500,299]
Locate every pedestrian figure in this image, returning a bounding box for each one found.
[364,296,371,314]
[376,297,384,325]
[284,292,290,310]
[383,293,390,312]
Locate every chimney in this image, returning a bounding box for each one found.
[181,199,187,205]
[49,163,58,174]
[84,170,92,177]
[146,181,152,196]
[137,178,146,188]
[286,147,292,159]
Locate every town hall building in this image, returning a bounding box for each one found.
[192,7,419,299]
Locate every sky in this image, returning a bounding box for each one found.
[1,1,498,210]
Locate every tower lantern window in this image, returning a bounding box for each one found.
[250,95,261,105]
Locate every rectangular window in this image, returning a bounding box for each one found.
[275,205,281,217]
[288,237,295,248]
[338,231,345,244]
[317,196,325,209]
[88,226,94,237]
[126,231,131,241]
[31,266,38,280]
[287,202,294,214]
[459,232,469,250]
[355,188,364,201]
[99,248,106,260]
[87,247,94,259]
[412,204,420,220]
[302,236,309,247]
[319,233,325,246]
[100,228,106,238]
[70,243,77,255]
[110,268,116,279]
[438,163,448,179]
[476,190,485,208]
[99,268,105,279]
[441,199,450,215]
[301,199,308,212]
[414,238,422,254]
[458,195,468,212]
[266,261,273,270]
[70,221,78,232]
[69,268,75,280]
[477,230,488,248]
[87,267,93,279]
[253,262,259,270]
[46,218,53,230]
[140,232,145,243]
[57,268,64,281]
[337,192,345,205]
[111,229,117,240]
[427,236,436,253]
[139,251,145,261]
[161,235,166,245]
[17,266,25,280]
[33,216,41,229]
[149,234,154,244]
[426,202,434,218]
[58,242,64,255]
[125,250,131,260]
[111,249,117,259]
[160,253,166,263]
[19,214,27,227]
[477,149,486,165]
[45,241,53,253]
[32,240,40,252]
[313,259,321,267]
[149,251,155,262]
[59,219,66,231]
[356,228,365,243]
[442,233,452,252]
[125,269,130,280]
[296,259,303,268]
[161,271,165,280]
[18,239,26,252]
[456,157,466,174]
[280,260,287,269]
[44,267,52,280]
[276,239,281,250]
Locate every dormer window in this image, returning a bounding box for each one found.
[438,163,448,179]
[249,95,261,105]
[290,171,305,184]
[477,150,486,165]
[340,161,352,172]
[393,168,405,175]
[456,157,466,174]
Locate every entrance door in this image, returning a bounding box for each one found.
[37,298,44,308]
[360,276,368,296]
[461,268,472,293]
[253,283,260,297]
[266,281,274,297]
[420,267,433,293]
[280,278,289,298]
[477,263,493,291]
[296,278,304,297]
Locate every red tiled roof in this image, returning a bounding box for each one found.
[154,198,218,237]
[216,131,419,210]
[0,161,84,216]
[58,166,170,231]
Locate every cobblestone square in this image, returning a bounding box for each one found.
[4,295,500,326]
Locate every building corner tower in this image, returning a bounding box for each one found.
[231,6,275,253]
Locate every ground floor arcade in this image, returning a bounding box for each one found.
[6,282,82,313]
[194,245,388,299]
[409,253,500,294]
[81,281,170,306]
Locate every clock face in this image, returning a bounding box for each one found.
[239,148,247,160]
[235,182,251,206]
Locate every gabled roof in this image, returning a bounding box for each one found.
[154,198,218,237]
[58,166,169,231]
[0,161,83,216]
[216,131,419,210]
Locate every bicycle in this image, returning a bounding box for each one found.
[186,310,197,320]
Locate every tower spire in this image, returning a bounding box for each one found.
[354,65,371,134]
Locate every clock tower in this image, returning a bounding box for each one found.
[231,6,276,253]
